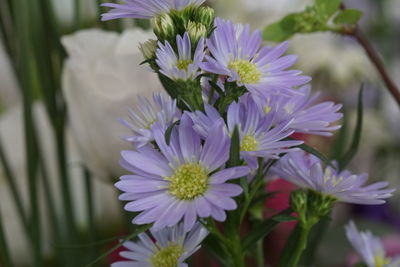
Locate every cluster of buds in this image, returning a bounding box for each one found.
[153,6,214,47]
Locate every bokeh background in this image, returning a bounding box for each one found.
[0,0,399,266]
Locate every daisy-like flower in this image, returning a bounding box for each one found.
[101,0,206,21]
[156,33,205,81]
[112,222,208,267]
[117,114,250,231]
[189,95,303,168]
[201,18,311,96]
[254,84,343,136]
[345,221,400,267]
[120,92,181,148]
[273,151,395,205]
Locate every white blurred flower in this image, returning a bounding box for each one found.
[62,28,162,181]
[0,102,121,264]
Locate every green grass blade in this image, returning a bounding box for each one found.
[85,224,152,267]
[0,207,13,267]
[338,86,364,170]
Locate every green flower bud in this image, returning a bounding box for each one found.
[290,190,308,223]
[153,13,176,41]
[194,6,215,28]
[139,39,158,60]
[307,191,336,218]
[185,21,207,44]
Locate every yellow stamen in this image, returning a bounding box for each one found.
[176,59,193,71]
[240,135,258,152]
[228,59,261,84]
[150,243,184,267]
[167,163,208,200]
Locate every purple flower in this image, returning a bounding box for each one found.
[101,0,206,21]
[120,92,181,148]
[201,18,310,96]
[156,33,205,81]
[273,151,395,205]
[117,114,250,231]
[112,222,208,267]
[189,95,303,168]
[253,85,343,136]
[345,221,400,267]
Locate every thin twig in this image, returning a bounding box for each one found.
[340,3,400,107]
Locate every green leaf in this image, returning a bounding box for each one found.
[278,224,302,267]
[227,126,241,168]
[338,86,364,170]
[203,235,231,266]
[315,0,341,17]
[292,141,336,169]
[242,209,296,251]
[164,120,180,145]
[334,9,363,25]
[263,21,295,42]
[85,224,152,267]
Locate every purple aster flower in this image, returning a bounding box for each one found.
[201,18,311,96]
[273,151,395,205]
[345,221,400,267]
[156,33,205,81]
[117,114,250,231]
[120,92,181,148]
[189,95,303,168]
[112,222,208,267]
[253,85,343,136]
[101,0,206,21]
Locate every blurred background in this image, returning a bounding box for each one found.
[0,0,399,266]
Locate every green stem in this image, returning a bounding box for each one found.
[256,239,264,267]
[84,168,96,261]
[0,139,29,233]
[38,148,63,264]
[229,234,245,267]
[290,224,313,267]
[0,208,13,267]
[74,0,81,30]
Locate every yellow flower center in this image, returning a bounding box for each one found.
[150,243,184,267]
[228,59,262,84]
[176,59,193,71]
[240,135,258,151]
[167,163,208,200]
[264,105,272,114]
[374,253,391,267]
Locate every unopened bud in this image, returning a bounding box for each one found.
[308,191,336,218]
[153,13,176,41]
[290,190,308,223]
[139,39,158,60]
[185,21,207,44]
[194,6,215,28]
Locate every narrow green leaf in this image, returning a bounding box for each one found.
[242,209,296,251]
[85,224,152,267]
[330,111,348,161]
[0,208,13,267]
[203,235,231,266]
[227,126,241,168]
[165,120,180,145]
[339,86,364,170]
[278,224,302,267]
[334,9,363,25]
[293,141,336,169]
